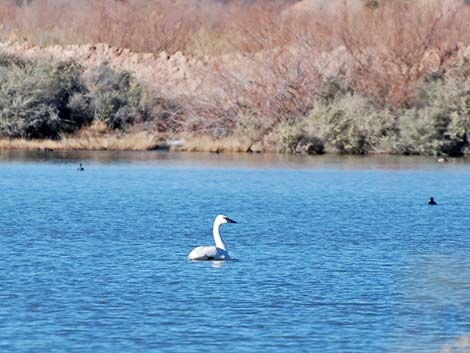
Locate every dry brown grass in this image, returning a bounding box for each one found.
[0,0,287,56]
[2,0,469,109]
[0,122,161,151]
[174,135,248,153]
[1,0,197,53]
[338,0,470,107]
[223,0,470,110]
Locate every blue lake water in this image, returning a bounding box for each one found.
[1,151,469,353]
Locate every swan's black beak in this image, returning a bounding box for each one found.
[226,217,238,224]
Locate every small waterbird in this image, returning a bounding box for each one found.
[188,215,237,261]
[77,163,84,171]
[428,197,437,205]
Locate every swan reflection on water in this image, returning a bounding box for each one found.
[188,215,237,261]
[192,259,239,268]
[211,260,226,268]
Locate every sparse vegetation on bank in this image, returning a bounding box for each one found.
[0,54,90,139]
[0,52,181,149]
[0,0,470,155]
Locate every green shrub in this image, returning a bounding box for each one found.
[306,94,397,154]
[235,111,273,147]
[398,77,470,156]
[0,53,27,68]
[268,120,304,153]
[84,64,144,130]
[234,110,325,154]
[267,120,324,154]
[0,54,92,139]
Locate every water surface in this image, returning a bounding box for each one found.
[1,151,469,353]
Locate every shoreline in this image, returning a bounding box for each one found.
[0,136,468,158]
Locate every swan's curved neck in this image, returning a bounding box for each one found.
[213,220,227,251]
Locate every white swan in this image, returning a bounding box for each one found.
[188,214,237,261]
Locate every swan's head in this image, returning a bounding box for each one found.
[216,214,238,224]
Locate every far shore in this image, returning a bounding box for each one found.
[0,135,255,153]
[1,135,468,158]
[1,1,470,158]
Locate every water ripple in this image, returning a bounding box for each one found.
[1,153,470,352]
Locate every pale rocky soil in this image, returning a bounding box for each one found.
[0,37,461,106]
[0,39,311,103]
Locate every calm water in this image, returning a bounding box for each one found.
[1,151,469,353]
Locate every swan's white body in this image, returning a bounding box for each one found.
[187,246,230,261]
[188,215,237,261]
